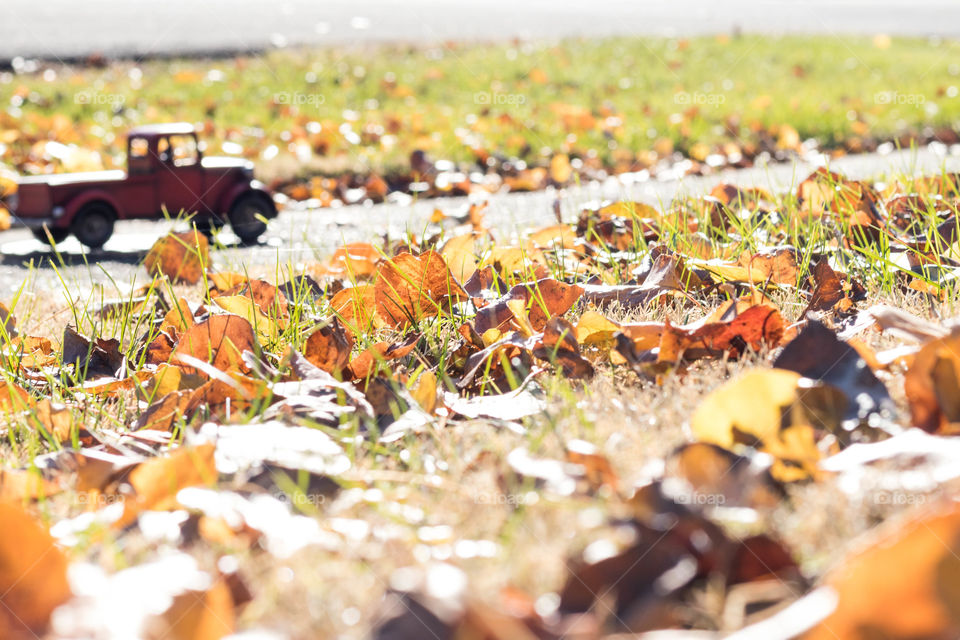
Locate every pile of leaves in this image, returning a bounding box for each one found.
[5,167,960,638]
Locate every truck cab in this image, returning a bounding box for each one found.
[11,123,276,248]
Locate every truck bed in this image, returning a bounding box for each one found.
[17,170,126,187]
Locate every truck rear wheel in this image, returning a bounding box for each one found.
[31,226,70,245]
[71,203,115,249]
[229,192,274,244]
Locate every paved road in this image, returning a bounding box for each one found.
[3,0,960,63]
[3,144,959,299]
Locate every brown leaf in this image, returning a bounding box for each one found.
[0,379,31,411]
[565,439,619,492]
[151,578,235,640]
[329,284,379,335]
[659,301,785,363]
[62,326,125,379]
[170,314,255,376]
[349,333,420,380]
[143,230,209,284]
[315,242,381,278]
[303,321,354,376]
[666,442,782,510]
[532,316,594,379]
[475,278,584,335]
[216,278,289,318]
[375,251,467,328]
[804,258,865,314]
[774,319,893,429]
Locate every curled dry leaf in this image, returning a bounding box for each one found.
[62,326,125,380]
[804,258,866,315]
[532,316,594,378]
[774,319,894,430]
[659,300,785,363]
[143,230,209,284]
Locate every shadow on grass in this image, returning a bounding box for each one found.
[0,235,263,268]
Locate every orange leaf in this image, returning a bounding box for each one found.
[144,230,209,285]
[303,322,354,375]
[0,502,71,638]
[171,314,255,376]
[374,251,466,328]
[808,502,960,639]
[118,443,217,528]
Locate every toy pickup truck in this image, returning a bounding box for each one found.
[9,123,277,248]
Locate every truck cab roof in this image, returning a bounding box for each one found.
[127,123,196,138]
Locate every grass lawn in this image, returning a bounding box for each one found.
[2,34,960,191]
[0,157,959,637]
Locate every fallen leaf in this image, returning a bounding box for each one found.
[144,230,209,284]
[806,502,960,639]
[691,369,825,481]
[303,321,354,376]
[117,443,218,527]
[904,327,960,433]
[0,502,71,638]
[170,314,255,376]
[374,251,466,328]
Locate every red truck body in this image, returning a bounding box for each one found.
[11,123,276,248]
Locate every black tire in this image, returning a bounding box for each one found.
[71,202,115,249]
[31,226,70,245]
[228,192,274,244]
[194,214,227,239]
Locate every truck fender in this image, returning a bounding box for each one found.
[219,181,277,219]
[64,190,122,224]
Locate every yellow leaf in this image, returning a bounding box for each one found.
[213,297,280,341]
[691,369,821,481]
[575,311,621,345]
[409,369,438,414]
[441,234,478,282]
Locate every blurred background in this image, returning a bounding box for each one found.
[4,0,960,62]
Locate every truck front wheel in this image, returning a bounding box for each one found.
[229,192,274,244]
[71,203,115,249]
[31,226,70,245]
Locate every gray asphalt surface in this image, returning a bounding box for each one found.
[3,0,960,63]
[4,144,959,300]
